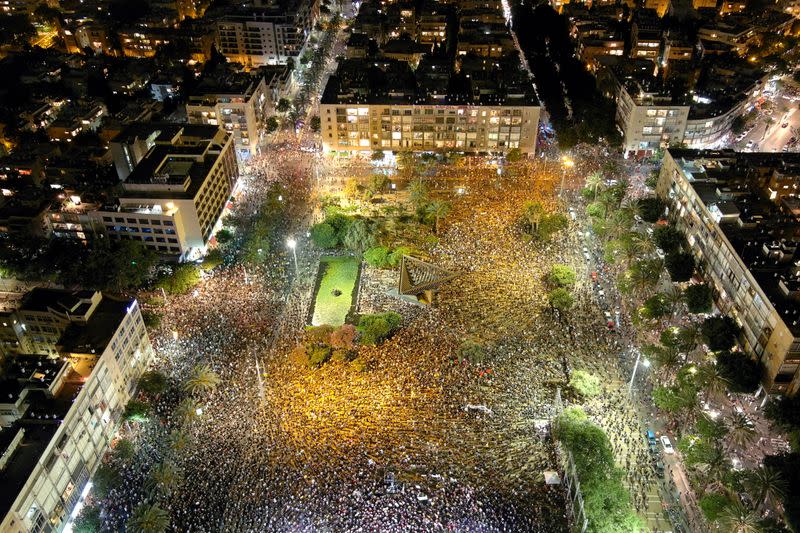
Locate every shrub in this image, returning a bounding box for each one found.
[641,293,670,320]
[324,212,354,241]
[586,202,605,218]
[684,283,713,313]
[388,246,413,266]
[357,312,402,345]
[310,223,338,249]
[138,370,168,396]
[457,340,485,365]
[73,504,102,533]
[142,310,162,329]
[123,399,150,422]
[200,249,223,271]
[215,228,233,243]
[364,246,390,268]
[330,324,357,349]
[307,345,332,368]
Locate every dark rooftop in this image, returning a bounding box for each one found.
[58,295,133,355]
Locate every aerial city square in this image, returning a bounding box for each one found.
[1,0,800,530]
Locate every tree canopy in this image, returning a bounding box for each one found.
[701,316,740,351]
[684,284,713,313]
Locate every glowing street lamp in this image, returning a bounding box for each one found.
[286,237,298,272]
[628,350,650,394]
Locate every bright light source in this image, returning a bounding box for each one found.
[287,238,296,249]
[172,330,179,340]
[195,407,203,416]
[642,359,651,368]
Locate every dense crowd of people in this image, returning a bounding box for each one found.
[93,145,687,532]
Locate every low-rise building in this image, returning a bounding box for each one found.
[657,149,800,396]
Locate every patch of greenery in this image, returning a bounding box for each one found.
[311,256,359,327]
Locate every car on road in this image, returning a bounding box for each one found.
[646,430,657,446]
[661,435,675,454]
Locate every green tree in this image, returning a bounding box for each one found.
[701,316,740,351]
[685,283,713,313]
[585,171,605,200]
[371,150,385,161]
[357,312,402,345]
[506,148,522,162]
[640,293,670,320]
[719,500,761,533]
[138,370,168,397]
[408,179,429,208]
[726,412,758,449]
[653,383,698,416]
[276,98,291,112]
[156,264,201,295]
[665,252,695,282]
[342,218,376,252]
[639,196,666,223]
[175,397,202,423]
[168,428,190,453]
[549,264,576,287]
[183,364,221,395]
[716,351,761,393]
[200,249,223,271]
[548,287,574,312]
[387,246,413,267]
[92,464,121,499]
[112,438,136,462]
[746,466,787,510]
[310,222,339,248]
[309,115,321,132]
[126,503,170,533]
[123,399,151,422]
[73,504,102,533]
[699,492,734,522]
[266,116,280,133]
[652,225,685,254]
[569,370,601,397]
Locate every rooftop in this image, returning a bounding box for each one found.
[58,295,133,355]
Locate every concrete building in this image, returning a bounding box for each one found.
[320,58,540,153]
[0,291,153,533]
[216,0,319,67]
[657,149,800,395]
[186,72,270,158]
[95,124,238,260]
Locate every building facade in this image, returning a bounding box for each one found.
[0,292,154,533]
[657,149,800,396]
[319,103,540,154]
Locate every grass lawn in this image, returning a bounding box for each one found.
[310,256,360,326]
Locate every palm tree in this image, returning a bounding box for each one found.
[664,286,684,315]
[146,462,183,498]
[408,178,429,208]
[425,200,452,235]
[745,466,786,510]
[126,503,170,533]
[697,363,729,403]
[726,412,758,450]
[183,364,220,395]
[175,397,202,423]
[718,500,760,533]
[648,344,682,376]
[168,429,190,453]
[585,171,605,199]
[628,231,656,257]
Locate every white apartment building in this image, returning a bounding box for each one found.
[96,125,238,260]
[657,150,800,396]
[186,74,269,159]
[0,292,154,533]
[319,104,540,154]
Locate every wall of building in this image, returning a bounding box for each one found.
[0,301,153,533]
[320,103,540,154]
[657,150,800,395]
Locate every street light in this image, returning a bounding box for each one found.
[286,237,298,272]
[560,157,575,198]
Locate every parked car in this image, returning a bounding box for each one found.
[646,430,657,446]
[661,435,675,454]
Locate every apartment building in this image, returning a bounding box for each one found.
[186,72,270,158]
[216,0,319,67]
[657,149,800,396]
[94,124,238,260]
[320,58,540,154]
[0,292,154,533]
